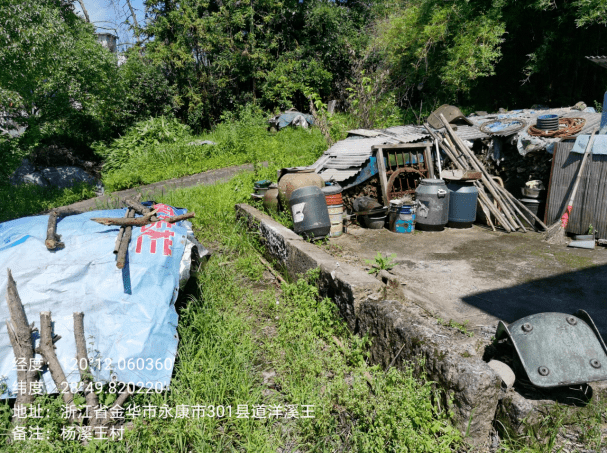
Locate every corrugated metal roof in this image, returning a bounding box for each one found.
[344,126,429,143]
[346,129,383,137]
[310,136,400,182]
[382,126,429,143]
[319,169,361,181]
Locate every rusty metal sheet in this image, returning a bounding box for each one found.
[496,310,606,388]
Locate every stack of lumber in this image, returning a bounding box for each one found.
[424,114,548,233]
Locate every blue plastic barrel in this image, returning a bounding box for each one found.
[447,182,478,228]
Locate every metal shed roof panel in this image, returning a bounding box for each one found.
[319,169,360,182]
[346,129,383,137]
[382,125,430,142]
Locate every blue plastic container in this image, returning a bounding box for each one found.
[447,182,478,228]
[395,204,416,233]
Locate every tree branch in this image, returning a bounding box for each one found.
[91,211,195,227]
[5,269,37,408]
[76,0,90,22]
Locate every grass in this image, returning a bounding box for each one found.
[0,183,97,224]
[496,392,607,452]
[99,113,328,193]
[0,171,463,452]
[0,111,328,224]
[437,318,475,338]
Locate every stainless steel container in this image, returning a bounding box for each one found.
[415,178,450,231]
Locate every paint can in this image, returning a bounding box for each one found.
[322,185,344,237]
[395,204,416,233]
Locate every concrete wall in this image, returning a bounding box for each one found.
[235,203,502,449]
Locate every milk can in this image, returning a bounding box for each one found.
[414,178,450,231]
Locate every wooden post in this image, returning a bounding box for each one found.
[424,144,435,178]
[376,148,390,206]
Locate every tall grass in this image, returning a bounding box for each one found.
[99,111,328,192]
[0,183,97,223]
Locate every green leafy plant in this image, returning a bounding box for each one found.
[588,224,595,235]
[438,318,474,337]
[366,252,398,274]
[94,116,192,172]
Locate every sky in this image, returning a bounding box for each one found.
[73,0,146,50]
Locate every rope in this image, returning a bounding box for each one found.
[528,117,586,138]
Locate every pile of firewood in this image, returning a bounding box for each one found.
[5,269,132,438]
[44,197,194,269]
[424,114,548,233]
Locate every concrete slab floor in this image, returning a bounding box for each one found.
[325,225,607,342]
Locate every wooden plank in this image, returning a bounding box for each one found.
[424,145,434,178]
[376,148,390,206]
[544,143,560,224]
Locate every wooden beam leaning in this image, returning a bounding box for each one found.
[116,208,136,269]
[497,184,548,230]
[439,136,504,231]
[375,148,390,206]
[438,114,521,232]
[444,136,514,232]
[441,117,525,231]
[424,144,435,178]
[451,133,527,232]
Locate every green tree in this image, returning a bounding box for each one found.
[0,0,124,152]
[142,0,377,129]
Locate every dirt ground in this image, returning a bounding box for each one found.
[324,224,607,341]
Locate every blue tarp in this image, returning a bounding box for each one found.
[0,203,190,398]
[572,134,607,155]
[275,112,314,129]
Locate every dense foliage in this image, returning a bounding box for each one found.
[0,0,120,149]
[140,0,605,129]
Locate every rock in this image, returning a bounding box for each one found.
[40,166,97,189]
[261,370,276,385]
[10,161,102,192]
[187,140,216,146]
[9,159,49,187]
[488,360,516,388]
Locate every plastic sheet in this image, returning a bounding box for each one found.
[0,203,192,398]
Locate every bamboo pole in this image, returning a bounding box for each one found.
[439,114,521,231]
